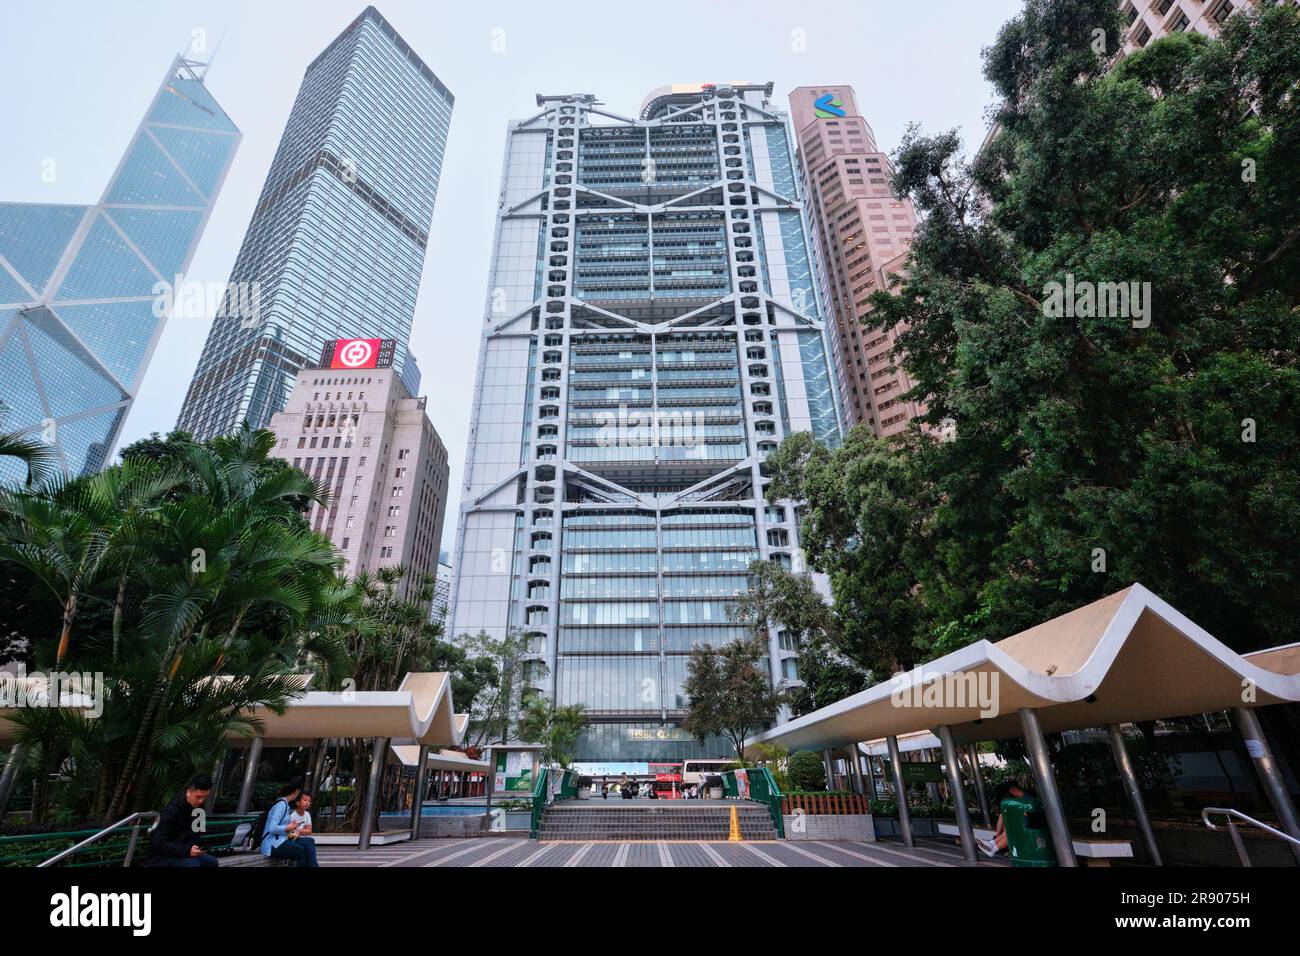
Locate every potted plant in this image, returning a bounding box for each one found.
[703,773,724,799]
[577,775,593,800]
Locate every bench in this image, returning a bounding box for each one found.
[217,851,293,867]
[937,822,995,842]
[936,822,1133,865]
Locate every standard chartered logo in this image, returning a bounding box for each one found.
[814,93,845,118]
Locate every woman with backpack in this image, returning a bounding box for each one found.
[257,777,320,867]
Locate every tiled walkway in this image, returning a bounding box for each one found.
[313,837,1010,868]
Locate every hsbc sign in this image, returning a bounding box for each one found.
[319,337,396,370]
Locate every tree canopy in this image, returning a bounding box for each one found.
[768,0,1300,677]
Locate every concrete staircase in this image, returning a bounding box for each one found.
[537,801,778,841]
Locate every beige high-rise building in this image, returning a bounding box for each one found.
[267,338,450,606]
[789,86,923,437]
[1122,0,1258,50]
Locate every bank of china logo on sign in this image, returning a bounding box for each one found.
[331,337,381,369]
[814,93,845,119]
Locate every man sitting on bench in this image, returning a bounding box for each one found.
[146,774,221,868]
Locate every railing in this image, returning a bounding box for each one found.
[528,768,581,839]
[722,767,785,838]
[35,812,159,868]
[529,768,551,840]
[781,793,872,815]
[1,812,257,868]
[1202,807,1300,867]
[557,769,579,800]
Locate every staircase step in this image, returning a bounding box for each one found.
[538,801,778,842]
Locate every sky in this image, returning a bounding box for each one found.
[1,0,1024,552]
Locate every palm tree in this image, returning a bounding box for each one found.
[107,427,334,814]
[0,474,115,666]
[0,430,57,487]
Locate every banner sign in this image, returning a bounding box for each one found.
[320,337,395,370]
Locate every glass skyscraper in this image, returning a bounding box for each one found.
[0,57,239,481]
[448,84,844,764]
[176,6,452,440]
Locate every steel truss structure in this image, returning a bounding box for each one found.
[450,84,843,757]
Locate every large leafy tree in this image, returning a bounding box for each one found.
[770,0,1300,683]
[456,629,544,748]
[518,697,588,771]
[766,431,938,673]
[681,638,786,765]
[725,558,869,716]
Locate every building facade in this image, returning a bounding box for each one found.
[0,56,238,480]
[449,83,844,764]
[177,6,452,440]
[431,558,453,627]
[788,86,922,436]
[1122,0,1255,49]
[267,338,450,605]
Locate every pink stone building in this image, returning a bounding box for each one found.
[789,85,924,437]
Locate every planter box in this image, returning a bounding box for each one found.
[486,810,533,832]
[784,813,876,842]
[418,814,487,839]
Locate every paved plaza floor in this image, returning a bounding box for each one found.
[311,836,1011,868]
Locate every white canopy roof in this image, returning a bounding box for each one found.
[748,584,1300,754]
[389,746,489,772]
[0,671,468,748]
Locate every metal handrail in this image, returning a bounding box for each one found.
[1202,806,1300,867]
[37,811,160,868]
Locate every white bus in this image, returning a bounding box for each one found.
[680,759,734,787]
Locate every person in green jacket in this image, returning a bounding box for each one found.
[980,781,1031,858]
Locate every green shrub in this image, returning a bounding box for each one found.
[787,750,826,792]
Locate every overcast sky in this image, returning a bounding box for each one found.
[2,0,1023,552]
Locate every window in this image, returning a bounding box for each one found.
[1132,22,1152,45]
[395,467,407,478]
[1211,0,1234,26]
[397,448,410,460]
